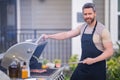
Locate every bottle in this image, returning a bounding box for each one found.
[17,61,22,78]
[26,62,30,77]
[21,62,28,79]
[8,59,20,78]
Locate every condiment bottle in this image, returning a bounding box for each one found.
[21,62,28,79]
[8,59,20,78]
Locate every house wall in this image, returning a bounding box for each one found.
[109,0,118,43]
[20,0,32,28]
[93,0,105,24]
[20,0,71,29]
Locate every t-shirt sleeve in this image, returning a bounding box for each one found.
[101,28,112,43]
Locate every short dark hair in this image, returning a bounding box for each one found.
[82,3,96,12]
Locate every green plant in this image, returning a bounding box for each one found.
[53,59,61,64]
[42,59,48,65]
[53,59,62,68]
[64,54,79,80]
[107,57,120,80]
[107,42,120,80]
[68,54,79,71]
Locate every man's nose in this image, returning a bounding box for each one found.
[86,14,90,18]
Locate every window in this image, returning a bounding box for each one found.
[118,16,120,40]
[118,0,120,40]
[118,0,120,11]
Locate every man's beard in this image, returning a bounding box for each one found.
[84,17,95,25]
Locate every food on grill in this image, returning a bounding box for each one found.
[30,69,57,76]
[46,63,55,68]
[31,69,47,73]
[42,65,48,69]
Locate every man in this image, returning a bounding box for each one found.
[43,3,113,80]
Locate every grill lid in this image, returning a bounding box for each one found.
[1,35,47,69]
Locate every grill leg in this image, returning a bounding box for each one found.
[58,74,64,80]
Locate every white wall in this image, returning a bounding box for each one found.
[105,0,109,29]
[31,0,71,29]
[16,0,21,42]
[72,0,93,59]
[109,0,118,44]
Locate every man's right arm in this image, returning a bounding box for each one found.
[44,26,81,40]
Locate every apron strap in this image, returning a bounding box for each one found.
[92,21,97,35]
[82,21,97,35]
[83,25,88,34]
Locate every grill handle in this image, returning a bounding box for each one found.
[35,35,46,44]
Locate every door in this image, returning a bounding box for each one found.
[0,0,17,53]
[0,1,7,53]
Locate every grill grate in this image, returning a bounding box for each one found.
[31,68,57,76]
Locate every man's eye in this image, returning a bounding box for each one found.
[88,13,92,15]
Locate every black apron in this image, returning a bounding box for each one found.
[70,22,106,80]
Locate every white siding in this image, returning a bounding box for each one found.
[110,0,118,43]
[93,0,105,24]
[20,0,71,29]
[20,0,32,28]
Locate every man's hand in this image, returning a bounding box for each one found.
[42,34,49,39]
[82,58,96,65]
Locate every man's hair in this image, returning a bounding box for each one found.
[82,3,96,12]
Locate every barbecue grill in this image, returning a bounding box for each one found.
[0,35,64,80]
[30,67,64,80]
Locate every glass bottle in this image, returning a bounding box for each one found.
[8,59,19,78]
[21,62,28,79]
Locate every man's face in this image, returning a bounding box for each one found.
[83,8,96,24]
